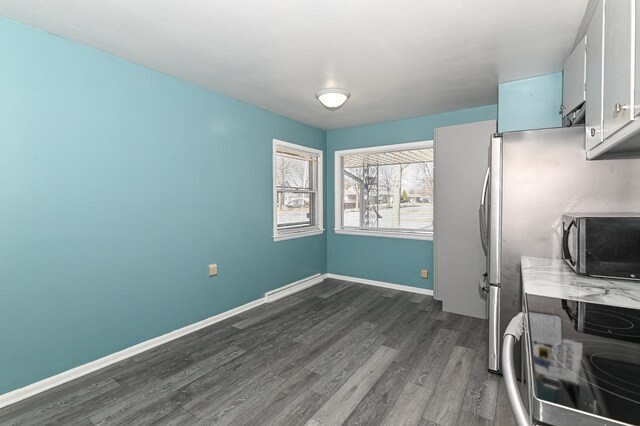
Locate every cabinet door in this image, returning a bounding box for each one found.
[563,37,586,117]
[586,0,604,150]
[636,0,640,115]
[602,0,634,139]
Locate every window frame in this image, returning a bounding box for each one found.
[334,140,434,241]
[273,139,324,242]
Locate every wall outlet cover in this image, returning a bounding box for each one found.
[208,264,218,277]
[420,269,429,279]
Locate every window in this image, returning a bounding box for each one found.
[334,140,433,240]
[273,139,323,241]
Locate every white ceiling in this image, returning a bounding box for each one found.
[0,0,587,130]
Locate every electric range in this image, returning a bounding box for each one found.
[524,294,640,426]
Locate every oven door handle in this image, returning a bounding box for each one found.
[503,313,530,426]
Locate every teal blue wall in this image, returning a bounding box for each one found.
[0,17,326,394]
[0,13,558,396]
[326,105,497,290]
[498,72,563,132]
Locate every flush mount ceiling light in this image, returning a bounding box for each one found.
[316,88,350,111]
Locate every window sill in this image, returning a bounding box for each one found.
[273,228,325,242]
[334,228,433,241]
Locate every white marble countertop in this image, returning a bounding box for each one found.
[521,256,640,309]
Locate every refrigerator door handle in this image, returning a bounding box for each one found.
[479,167,490,255]
[481,167,490,205]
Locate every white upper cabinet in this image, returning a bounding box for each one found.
[602,0,634,139]
[585,0,604,150]
[563,37,586,118]
[586,0,640,159]
[636,0,640,111]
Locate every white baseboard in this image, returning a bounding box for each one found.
[1,272,428,408]
[327,273,433,296]
[265,273,326,302]
[0,273,325,409]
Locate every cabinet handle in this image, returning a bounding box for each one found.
[615,103,630,113]
[590,128,600,137]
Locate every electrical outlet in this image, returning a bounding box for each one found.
[208,264,218,277]
[420,269,429,279]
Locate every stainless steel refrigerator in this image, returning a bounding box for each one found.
[480,126,640,375]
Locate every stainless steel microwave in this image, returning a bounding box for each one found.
[562,213,640,280]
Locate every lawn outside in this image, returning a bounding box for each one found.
[276,203,433,232]
[343,203,433,230]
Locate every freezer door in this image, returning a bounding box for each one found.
[488,285,501,372]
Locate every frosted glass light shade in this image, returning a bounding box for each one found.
[316,88,350,111]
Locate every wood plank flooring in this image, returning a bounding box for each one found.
[0,279,517,425]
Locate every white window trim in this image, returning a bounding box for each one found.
[273,139,324,242]
[334,140,433,241]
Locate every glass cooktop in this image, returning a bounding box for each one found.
[525,294,640,425]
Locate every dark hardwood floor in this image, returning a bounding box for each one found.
[0,279,517,425]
